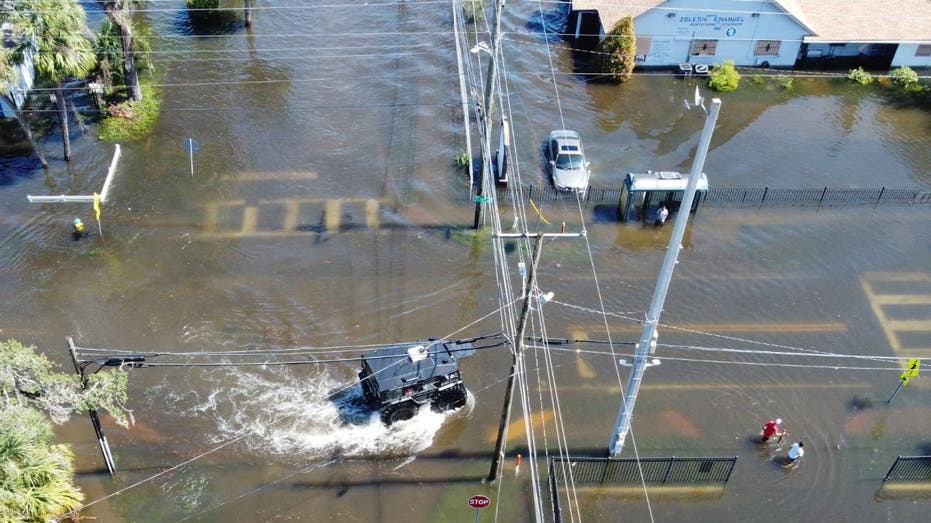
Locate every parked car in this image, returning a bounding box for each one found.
[547,130,590,192]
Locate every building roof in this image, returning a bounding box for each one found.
[793,0,931,42]
[574,0,931,43]
[571,0,665,30]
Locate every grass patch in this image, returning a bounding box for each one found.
[98,82,162,142]
[448,226,491,249]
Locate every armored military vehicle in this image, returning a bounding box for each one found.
[358,338,475,424]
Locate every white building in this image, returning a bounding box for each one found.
[569,0,931,69]
[1,21,37,118]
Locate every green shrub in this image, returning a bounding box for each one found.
[779,76,794,89]
[848,67,873,85]
[890,66,919,89]
[453,151,470,168]
[708,60,740,91]
[187,0,219,8]
[462,0,483,22]
[593,16,636,83]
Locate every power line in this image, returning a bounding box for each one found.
[546,345,905,372]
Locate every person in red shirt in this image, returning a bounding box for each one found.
[761,418,784,442]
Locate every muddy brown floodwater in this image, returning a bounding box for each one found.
[1,1,931,521]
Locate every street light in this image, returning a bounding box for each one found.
[471,41,491,55]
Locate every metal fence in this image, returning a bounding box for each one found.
[704,186,931,208]
[549,455,737,486]
[492,184,931,208]
[493,185,623,204]
[549,456,737,523]
[883,456,931,482]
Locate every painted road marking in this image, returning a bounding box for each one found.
[861,272,931,357]
[536,383,869,394]
[571,322,848,334]
[325,199,341,232]
[237,171,320,181]
[571,330,597,379]
[486,409,554,443]
[201,198,387,238]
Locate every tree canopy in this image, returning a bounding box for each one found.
[11,0,97,86]
[594,16,637,83]
[0,338,132,522]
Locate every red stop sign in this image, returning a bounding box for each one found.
[468,495,491,509]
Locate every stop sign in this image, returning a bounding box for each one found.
[468,495,491,509]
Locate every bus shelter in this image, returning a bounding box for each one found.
[619,171,709,223]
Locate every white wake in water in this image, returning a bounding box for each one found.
[155,366,471,460]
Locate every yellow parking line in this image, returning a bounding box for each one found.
[325,200,341,232]
[282,200,299,231]
[238,171,319,181]
[365,199,380,229]
[861,273,931,355]
[486,409,554,443]
[871,295,931,305]
[241,206,258,234]
[574,322,848,334]
[538,383,869,394]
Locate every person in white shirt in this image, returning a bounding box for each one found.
[787,441,804,463]
[656,205,669,226]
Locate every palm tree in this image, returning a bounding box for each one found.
[0,406,84,522]
[12,0,97,161]
[100,1,142,102]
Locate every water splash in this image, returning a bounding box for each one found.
[161,366,467,461]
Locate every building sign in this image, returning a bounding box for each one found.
[678,13,744,35]
[679,14,745,26]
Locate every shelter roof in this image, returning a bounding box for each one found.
[625,171,709,192]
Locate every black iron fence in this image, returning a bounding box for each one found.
[493,185,623,204]
[549,456,737,523]
[549,455,737,486]
[492,184,931,208]
[705,186,931,208]
[883,456,931,482]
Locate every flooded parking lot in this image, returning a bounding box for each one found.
[2,0,931,521]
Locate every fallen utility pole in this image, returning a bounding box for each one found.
[608,95,722,456]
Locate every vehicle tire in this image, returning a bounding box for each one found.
[431,386,467,412]
[382,404,418,425]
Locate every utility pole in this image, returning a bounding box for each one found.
[67,337,147,476]
[608,95,722,456]
[472,0,505,230]
[68,337,116,476]
[488,232,543,481]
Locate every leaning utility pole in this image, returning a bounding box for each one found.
[608,95,722,456]
[472,0,505,230]
[488,232,544,480]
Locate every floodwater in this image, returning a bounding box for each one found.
[2,1,931,521]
